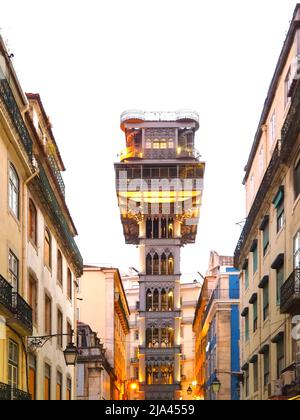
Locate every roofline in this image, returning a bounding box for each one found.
[26,93,66,171]
[244,4,300,182]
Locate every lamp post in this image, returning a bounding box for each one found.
[27,330,78,366]
[210,370,243,400]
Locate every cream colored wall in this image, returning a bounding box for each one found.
[26,192,76,400]
[180,282,201,400]
[246,32,299,213]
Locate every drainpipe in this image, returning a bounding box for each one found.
[21,169,39,393]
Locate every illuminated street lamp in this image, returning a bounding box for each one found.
[187,385,193,396]
[211,377,221,394]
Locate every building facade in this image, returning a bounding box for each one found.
[0,37,82,400]
[234,4,300,400]
[76,322,113,400]
[180,281,201,400]
[193,252,240,400]
[115,110,205,400]
[77,266,130,400]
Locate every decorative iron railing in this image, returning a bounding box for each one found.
[280,268,300,314]
[0,382,31,400]
[12,292,33,334]
[47,153,65,196]
[120,146,201,162]
[0,274,13,312]
[35,166,83,276]
[0,79,33,160]
[234,79,300,269]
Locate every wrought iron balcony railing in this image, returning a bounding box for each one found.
[34,166,83,276]
[234,78,300,269]
[0,382,31,400]
[0,274,13,313]
[12,292,33,334]
[120,146,201,162]
[280,268,300,314]
[0,79,33,160]
[47,153,65,196]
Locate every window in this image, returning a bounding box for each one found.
[245,368,249,397]
[56,371,62,400]
[269,111,276,145]
[57,250,63,286]
[244,262,249,290]
[285,67,292,107]
[28,199,37,245]
[168,253,174,275]
[253,359,258,392]
[277,338,285,378]
[161,253,167,275]
[168,289,174,311]
[153,254,159,275]
[161,289,168,311]
[276,264,284,306]
[153,289,159,311]
[66,378,72,401]
[263,282,269,321]
[294,230,300,268]
[57,309,63,348]
[67,268,72,300]
[44,228,52,268]
[28,354,37,400]
[9,163,20,218]
[146,289,152,311]
[67,321,72,345]
[146,254,152,275]
[245,314,249,342]
[264,350,270,386]
[262,222,269,257]
[273,188,284,233]
[45,294,52,335]
[8,250,18,291]
[253,299,258,333]
[44,364,51,400]
[8,339,18,388]
[251,241,258,274]
[29,276,38,325]
[295,159,300,199]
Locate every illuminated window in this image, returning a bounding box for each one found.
[161,254,167,275]
[168,253,174,275]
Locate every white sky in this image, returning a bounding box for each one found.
[0,0,297,280]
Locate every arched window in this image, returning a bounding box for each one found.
[44,228,52,269]
[146,289,152,311]
[146,218,153,239]
[161,253,167,275]
[152,328,159,348]
[28,199,37,245]
[168,253,174,275]
[9,163,20,218]
[57,250,63,286]
[146,254,152,275]
[153,253,159,275]
[161,289,168,311]
[153,289,159,311]
[146,328,152,348]
[168,290,174,311]
[168,218,174,238]
[161,218,167,238]
[153,218,159,239]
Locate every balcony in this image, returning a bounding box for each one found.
[120,146,201,162]
[0,382,31,400]
[32,165,83,277]
[280,268,300,314]
[0,79,33,161]
[0,275,13,315]
[0,274,33,335]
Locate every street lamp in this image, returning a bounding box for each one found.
[27,330,78,367]
[63,342,78,366]
[187,385,193,396]
[211,377,221,394]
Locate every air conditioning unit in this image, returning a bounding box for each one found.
[280,370,295,387]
